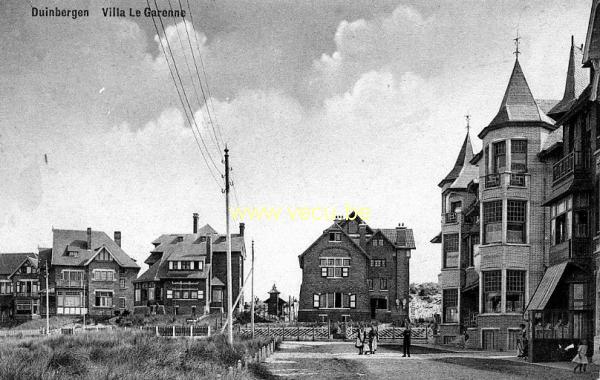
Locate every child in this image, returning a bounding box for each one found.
[572,340,588,373]
[355,326,365,355]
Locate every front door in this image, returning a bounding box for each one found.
[370,299,377,319]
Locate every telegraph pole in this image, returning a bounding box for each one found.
[251,239,255,338]
[225,147,233,344]
[45,260,49,335]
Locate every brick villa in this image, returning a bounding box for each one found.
[297,215,415,323]
[433,0,600,361]
[133,214,246,316]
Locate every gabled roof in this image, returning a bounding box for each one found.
[439,132,474,187]
[539,125,564,157]
[549,37,588,119]
[0,253,37,277]
[479,59,555,139]
[51,229,139,268]
[298,221,370,265]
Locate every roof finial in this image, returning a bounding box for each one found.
[513,30,521,59]
[465,114,471,133]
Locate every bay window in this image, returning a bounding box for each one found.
[493,141,506,173]
[507,200,527,243]
[511,140,527,173]
[443,234,459,268]
[551,196,572,245]
[506,270,525,312]
[483,270,501,313]
[483,201,502,244]
[443,289,458,323]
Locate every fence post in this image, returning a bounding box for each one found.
[173,325,175,337]
[267,324,270,337]
[190,325,193,337]
[392,325,395,340]
[328,320,331,340]
[282,324,285,341]
[156,326,159,336]
[312,326,315,341]
[298,325,300,341]
[208,325,211,337]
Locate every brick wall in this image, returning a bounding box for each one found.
[298,231,369,322]
[211,251,243,313]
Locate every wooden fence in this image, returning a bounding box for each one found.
[238,324,428,342]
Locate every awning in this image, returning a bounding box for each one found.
[524,262,568,313]
[430,232,441,244]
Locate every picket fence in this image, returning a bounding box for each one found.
[238,324,428,342]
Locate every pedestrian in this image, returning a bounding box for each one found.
[367,325,375,354]
[372,325,379,354]
[402,324,412,357]
[463,328,469,349]
[355,325,365,355]
[572,340,589,373]
[519,324,528,358]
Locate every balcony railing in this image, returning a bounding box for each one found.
[16,292,39,298]
[552,151,591,183]
[484,174,500,189]
[56,279,85,288]
[509,173,526,187]
[443,212,457,224]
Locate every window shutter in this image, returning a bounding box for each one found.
[342,267,348,277]
[350,294,356,308]
[313,294,319,308]
[321,267,327,277]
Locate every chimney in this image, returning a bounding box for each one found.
[114,231,121,248]
[87,227,92,250]
[193,213,199,234]
[239,222,245,236]
[358,223,367,248]
[396,223,407,246]
[205,234,212,264]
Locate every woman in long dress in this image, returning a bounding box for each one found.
[572,340,589,373]
[355,326,365,355]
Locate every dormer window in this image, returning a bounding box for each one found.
[96,250,113,262]
[328,232,341,242]
[67,250,78,258]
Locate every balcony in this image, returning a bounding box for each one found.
[484,174,500,189]
[443,212,458,224]
[509,173,526,187]
[16,292,39,298]
[552,151,591,183]
[56,279,85,288]
[549,237,592,265]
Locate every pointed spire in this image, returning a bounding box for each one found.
[481,57,554,138]
[439,126,474,187]
[548,36,587,119]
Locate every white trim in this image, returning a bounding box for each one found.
[84,246,121,266]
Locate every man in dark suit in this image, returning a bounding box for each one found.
[402,324,412,357]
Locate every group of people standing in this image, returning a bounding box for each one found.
[355,324,412,357]
[355,325,379,355]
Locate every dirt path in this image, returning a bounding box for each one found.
[262,341,599,380]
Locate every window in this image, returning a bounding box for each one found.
[349,294,356,308]
[119,297,126,308]
[493,140,506,173]
[120,278,126,288]
[148,288,155,301]
[198,290,204,299]
[135,289,141,302]
[483,271,501,313]
[93,270,114,282]
[372,239,384,246]
[67,250,79,257]
[380,278,388,290]
[370,259,386,267]
[95,291,113,307]
[197,261,204,271]
[572,283,585,310]
[367,279,374,290]
[169,261,174,270]
[166,290,173,299]
[443,234,459,268]
[507,200,527,243]
[574,210,588,238]
[58,291,83,307]
[317,293,352,309]
[181,261,191,270]
[96,250,113,261]
[328,232,342,242]
[551,196,571,245]
[511,140,527,173]
[212,289,223,302]
[0,281,11,295]
[320,256,350,278]
[443,289,458,323]
[61,270,84,285]
[506,270,525,312]
[450,201,462,213]
[483,201,503,244]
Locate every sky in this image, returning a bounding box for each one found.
[0,0,593,300]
